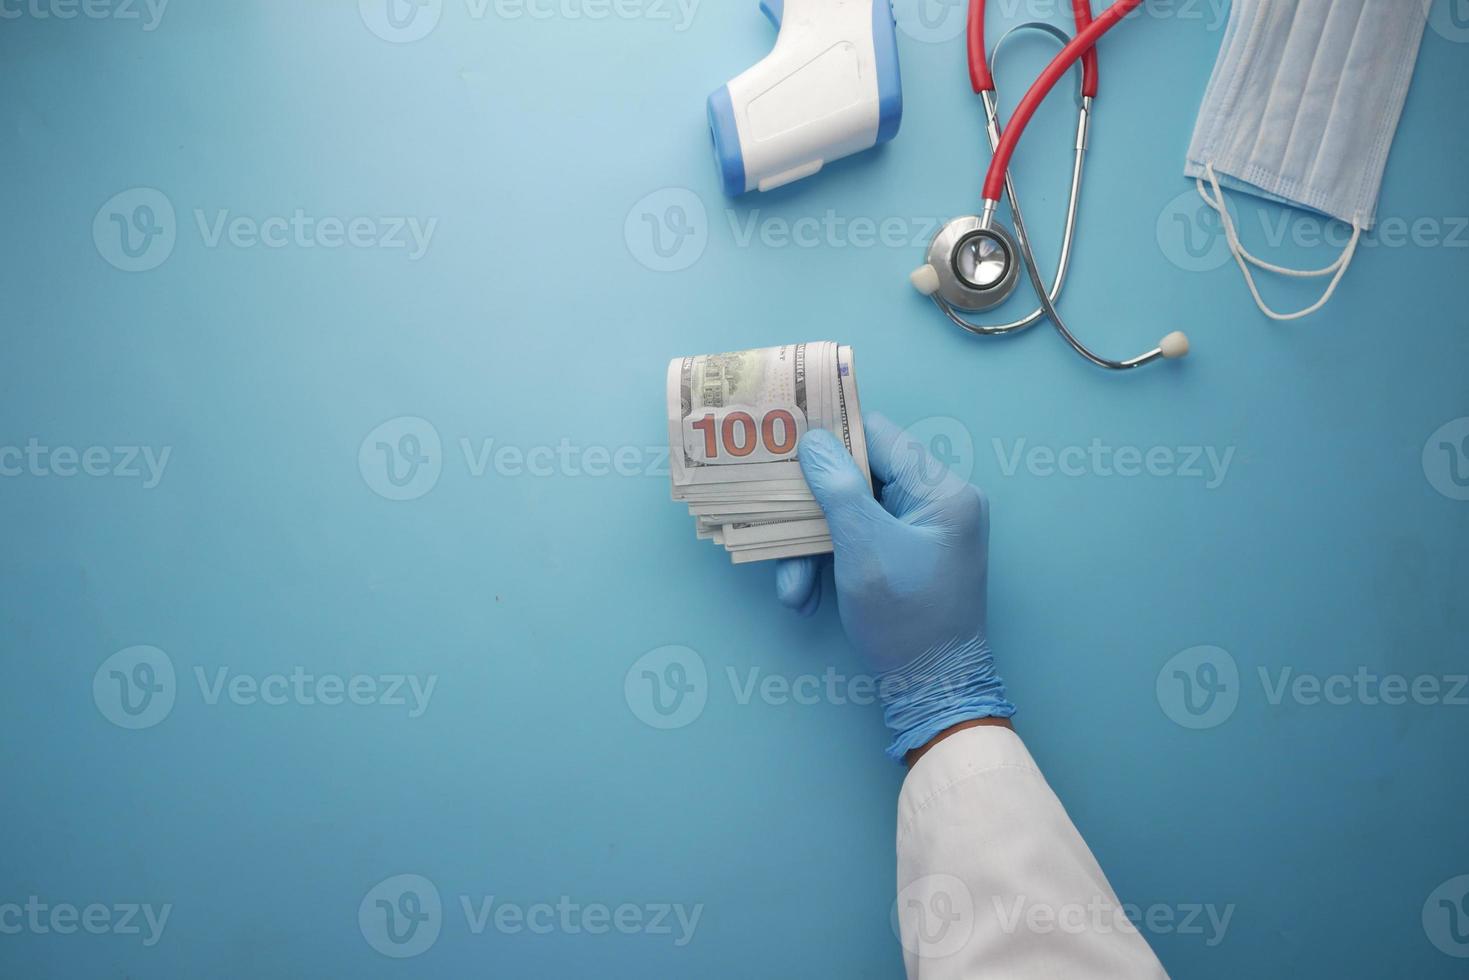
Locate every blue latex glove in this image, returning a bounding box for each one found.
[776,412,1014,761]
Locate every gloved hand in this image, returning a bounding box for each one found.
[776,413,1014,762]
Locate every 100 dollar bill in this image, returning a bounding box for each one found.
[667,342,866,489]
[666,341,869,563]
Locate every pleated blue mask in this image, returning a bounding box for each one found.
[1184,0,1430,320]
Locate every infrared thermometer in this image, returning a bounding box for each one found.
[708,0,903,196]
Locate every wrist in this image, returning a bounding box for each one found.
[877,637,1015,763]
[906,717,1015,767]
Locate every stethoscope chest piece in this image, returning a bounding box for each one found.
[912,215,1021,313]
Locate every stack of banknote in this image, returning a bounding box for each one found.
[666,342,870,563]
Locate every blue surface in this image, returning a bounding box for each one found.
[2,2,1467,978]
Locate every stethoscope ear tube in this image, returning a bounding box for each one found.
[1006,172,1189,370]
[1069,0,1100,97]
[968,0,1100,97]
[981,0,1143,202]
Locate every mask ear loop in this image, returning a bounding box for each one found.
[1196,162,1362,322]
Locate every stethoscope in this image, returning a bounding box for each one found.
[910,0,1191,370]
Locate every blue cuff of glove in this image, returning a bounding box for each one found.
[878,639,1015,763]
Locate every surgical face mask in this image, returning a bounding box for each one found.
[1185,0,1429,320]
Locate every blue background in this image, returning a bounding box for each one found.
[3,0,1468,977]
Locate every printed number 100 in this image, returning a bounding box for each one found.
[690,410,799,459]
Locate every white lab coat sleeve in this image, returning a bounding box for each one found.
[894,726,1168,979]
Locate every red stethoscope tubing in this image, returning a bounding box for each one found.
[968,0,1099,97]
[973,0,1144,203]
